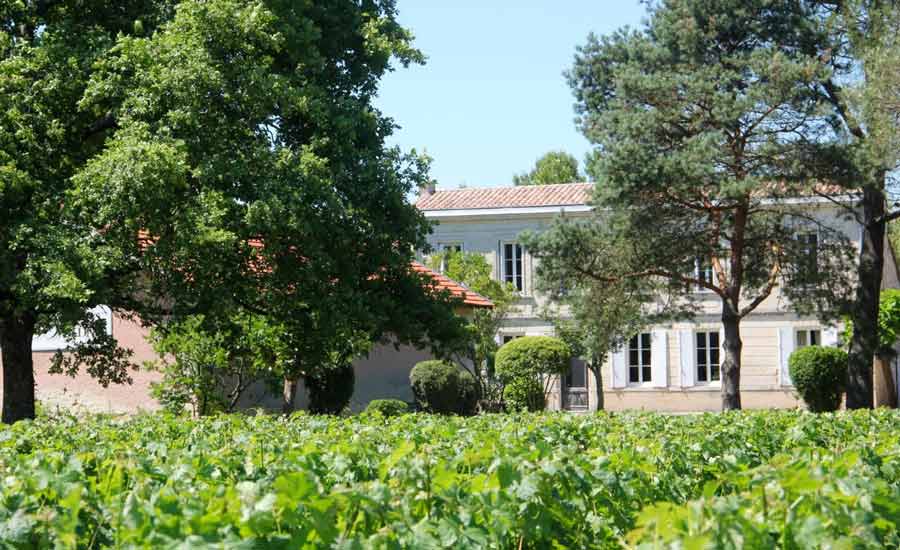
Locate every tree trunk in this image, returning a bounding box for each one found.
[720,309,742,411]
[847,184,885,409]
[1,313,37,424]
[591,354,604,411]
[282,376,299,414]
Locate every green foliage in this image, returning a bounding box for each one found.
[789,346,849,412]
[305,363,355,416]
[513,151,583,186]
[364,399,410,417]
[1,411,899,547]
[842,289,900,357]
[0,0,442,423]
[495,336,570,411]
[428,250,515,405]
[147,314,285,416]
[409,360,477,415]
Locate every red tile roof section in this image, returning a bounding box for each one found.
[139,231,490,308]
[416,182,593,211]
[411,262,493,308]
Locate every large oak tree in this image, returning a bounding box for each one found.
[0,0,444,423]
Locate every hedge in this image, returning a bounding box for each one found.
[409,360,478,415]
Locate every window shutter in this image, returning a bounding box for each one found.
[822,327,839,347]
[611,346,627,389]
[650,330,668,388]
[496,241,502,281]
[679,329,695,388]
[778,327,795,386]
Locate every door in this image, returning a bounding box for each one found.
[563,358,589,410]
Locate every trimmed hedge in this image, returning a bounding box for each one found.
[365,399,409,417]
[495,336,571,411]
[409,360,478,415]
[789,345,848,412]
[306,363,355,415]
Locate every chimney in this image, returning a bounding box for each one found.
[419,181,436,197]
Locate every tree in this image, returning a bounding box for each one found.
[794,1,900,408]
[146,313,287,416]
[494,336,571,411]
[558,0,857,410]
[513,151,583,186]
[0,0,435,423]
[525,223,653,410]
[428,250,515,406]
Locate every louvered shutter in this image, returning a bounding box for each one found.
[611,346,627,389]
[679,330,695,388]
[650,330,668,388]
[778,327,795,386]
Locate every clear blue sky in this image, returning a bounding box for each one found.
[375,1,647,190]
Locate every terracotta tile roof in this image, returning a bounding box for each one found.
[416,183,593,211]
[140,231,491,308]
[411,262,493,308]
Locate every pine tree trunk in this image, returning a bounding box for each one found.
[720,309,742,411]
[1,313,37,424]
[847,185,885,409]
[282,376,299,414]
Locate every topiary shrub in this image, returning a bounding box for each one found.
[495,336,571,411]
[789,345,848,412]
[409,360,478,415]
[306,363,355,415]
[364,399,409,417]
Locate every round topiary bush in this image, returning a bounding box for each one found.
[788,345,848,412]
[306,363,355,415]
[495,336,571,412]
[364,399,409,417]
[409,360,478,415]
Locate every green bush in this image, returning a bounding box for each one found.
[364,399,409,417]
[789,345,848,412]
[409,360,477,415]
[495,336,571,411]
[306,363,355,415]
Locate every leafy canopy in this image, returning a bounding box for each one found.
[512,151,583,186]
[0,0,461,422]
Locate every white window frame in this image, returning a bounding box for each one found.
[695,257,715,292]
[501,242,524,292]
[627,333,653,385]
[695,330,721,384]
[795,328,821,349]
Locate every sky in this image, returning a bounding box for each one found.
[375,1,647,190]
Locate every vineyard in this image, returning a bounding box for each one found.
[1,410,899,548]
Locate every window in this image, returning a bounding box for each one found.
[796,329,820,348]
[437,242,463,272]
[796,231,819,281]
[502,334,521,345]
[696,257,714,291]
[696,331,720,383]
[565,358,588,389]
[502,243,524,291]
[628,333,652,384]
